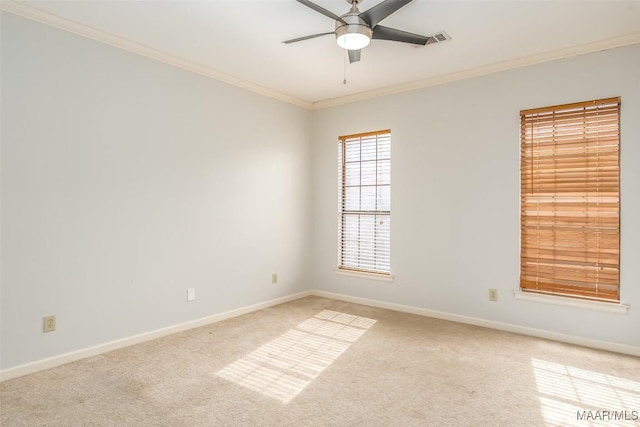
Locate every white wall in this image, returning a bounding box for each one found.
[311,44,640,348]
[1,13,312,369]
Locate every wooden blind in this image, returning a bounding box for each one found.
[338,130,391,274]
[520,97,620,302]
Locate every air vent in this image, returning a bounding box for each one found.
[425,31,451,45]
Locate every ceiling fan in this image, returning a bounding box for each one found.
[283,0,434,64]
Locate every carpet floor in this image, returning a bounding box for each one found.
[1,296,639,426]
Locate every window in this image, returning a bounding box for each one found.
[520,97,620,302]
[338,130,391,275]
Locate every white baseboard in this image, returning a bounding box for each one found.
[3,288,637,382]
[310,290,640,357]
[0,291,312,382]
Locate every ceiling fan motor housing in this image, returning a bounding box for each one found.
[335,11,373,50]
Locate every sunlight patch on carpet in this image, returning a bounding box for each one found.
[531,358,640,426]
[215,310,376,403]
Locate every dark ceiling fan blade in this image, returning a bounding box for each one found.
[359,0,413,27]
[283,32,334,44]
[372,25,429,45]
[348,49,361,64]
[296,0,348,25]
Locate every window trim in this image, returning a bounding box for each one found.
[338,129,391,275]
[519,97,621,303]
[513,291,629,314]
[335,268,394,282]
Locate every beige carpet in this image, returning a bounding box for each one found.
[1,296,639,426]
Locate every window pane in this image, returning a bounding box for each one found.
[345,142,360,162]
[375,215,391,270]
[361,186,376,211]
[358,215,376,269]
[361,138,377,161]
[377,186,390,211]
[341,214,359,268]
[343,215,359,241]
[345,187,360,210]
[361,161,376,186]
[378,140,390,159]
[345,162,360,186]
[377,160,390,185]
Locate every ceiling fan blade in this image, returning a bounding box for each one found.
[348,49,361,64]
[283,32,334,44]
[296,0,348,25]
[372,25,429,45]
[360,0,413,27]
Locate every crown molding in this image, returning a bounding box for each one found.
[0,0,314,110]
[312,32,640,110]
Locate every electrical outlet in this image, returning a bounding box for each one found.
[187,288,195,302]
[489,289,498,302]
[43,315,56,332]
[271,273,278,284]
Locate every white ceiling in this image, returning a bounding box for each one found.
[5,0,640,107]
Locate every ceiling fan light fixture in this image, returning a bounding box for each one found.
[335,12,372,50]
[336,30,371,50]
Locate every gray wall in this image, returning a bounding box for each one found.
[1,13,312,369]
[311,44,640,348]
[2,11,639,371]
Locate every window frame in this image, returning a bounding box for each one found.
[519,97,621,303]
[337,129,391,276]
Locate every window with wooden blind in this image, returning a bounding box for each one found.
[338,130,391,275]
[520,97,620,302]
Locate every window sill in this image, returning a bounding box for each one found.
[334,269,394,282]
[513,291,629,315]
